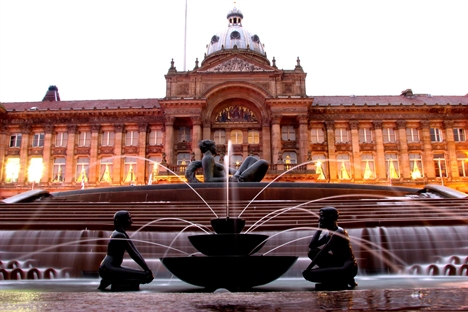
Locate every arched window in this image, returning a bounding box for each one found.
[214,130,226,145]
[248,130,259,144]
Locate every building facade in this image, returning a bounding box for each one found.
[1,7,467,198]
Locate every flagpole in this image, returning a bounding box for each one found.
[184,0,187,71]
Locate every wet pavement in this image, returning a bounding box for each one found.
[1,276,467,311]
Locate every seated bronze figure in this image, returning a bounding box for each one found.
[302,207,358,290]
[98,210,153,291]
[185,139,269,183]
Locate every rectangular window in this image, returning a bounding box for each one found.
[335,129,349,143]
[147,155,162,184]
[4,158,20,183]
[76,157,89,182]
[383,128,396,143]
[178,127,191,143]
[148,129,163,145]
[359,128,372,143]
[52,157,66,182]
[125,131,139,146]
[177,153,191,173]
[55,132,68,147]
[430,128,443,142]
[361,154,375,179]
[230,130,243,144]
[214,130,226,145]
[78,131,91,147]
[310,129,325,144]
[385,153,400,179]
[453,128,466,142]
[248,130,259,144]
[100,157,113,182]
[32,133,45,147]
[9,134,22,148]
[312,154,327,180]
[406,128,420,143]
[231,155,244,169]
[101,131,115,146]
[281,126,296,141]
[337,154,351,179]
[457,152,468,177]
[28,158,43,183]
[433,154,447,178]
[124,157,137,182]
[409,153,424,179]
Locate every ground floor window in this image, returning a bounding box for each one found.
[177,153,191,173]
[28,158,44,183]
[457,152,468,177]
[385,153,400,179]
[312,154,327,180]
[52,157,66,182]
[147,155,162,183]
[361,154,375,179]
[5,158,20,183]
[337,154,351,179]
[76,157,89,183]
[409,153,424,179]
[100,158,113,182]
[433,154,447,178]
[124,157,137,183]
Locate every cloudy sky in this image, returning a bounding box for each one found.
[0,0,467,103]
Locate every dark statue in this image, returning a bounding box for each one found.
[98,210,154,291]
[302,207,358,290]
[185,139,269,183]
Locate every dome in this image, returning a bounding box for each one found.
[206,7,266,58]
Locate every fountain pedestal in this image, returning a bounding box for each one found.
[160,218,297,290]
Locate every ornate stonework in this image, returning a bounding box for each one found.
[202,57,273,72]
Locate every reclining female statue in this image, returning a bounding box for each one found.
[302,206,358,290]
[185,139,269,183]
[98,210,153,291]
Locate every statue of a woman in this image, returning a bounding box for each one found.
[98,210,153,290]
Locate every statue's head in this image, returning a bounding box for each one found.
[114,210,133,231]
[319,206,339,229]
[199,140,217,154]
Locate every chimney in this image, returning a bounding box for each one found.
[42,85,61,102]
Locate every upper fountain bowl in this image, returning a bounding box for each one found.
[211,218,245,234]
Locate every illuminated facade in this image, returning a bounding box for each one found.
[1,7,467,198]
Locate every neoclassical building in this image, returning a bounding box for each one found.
[1,7,467,198]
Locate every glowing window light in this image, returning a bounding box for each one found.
[28,158,43,183]
[5,158,20,183]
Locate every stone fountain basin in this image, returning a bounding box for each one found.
[188,234,269,256]
[160,256,298,290]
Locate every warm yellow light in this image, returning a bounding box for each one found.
[28,158,43,183]
[5,158,20,183]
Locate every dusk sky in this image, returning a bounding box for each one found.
[0,0,467,103]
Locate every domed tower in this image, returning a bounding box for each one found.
[203,6,270,66]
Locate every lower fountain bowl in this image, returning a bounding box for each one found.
[189,234,269,256]
[160,256,298,290]
[210,218,245,234]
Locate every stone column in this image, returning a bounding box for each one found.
[202,118,211,142]
[325,121,337,181]
[349,121,361,180]
[65,125,77,184]
[262,117,272,163]
[17,125,31,185]
[40,125,54,184]
[443,120,459,179]
[373,120,386,180]
[271,115,282,164]
[113,124,124,184]
[420,120,435,178]
[89,124,100,184]
[191,116,202,160]
[137,123,148,184]
[396,120,410,179]
[297,115,309,164]
[164,116,175,165]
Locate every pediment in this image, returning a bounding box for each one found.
[198,56,275,73]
